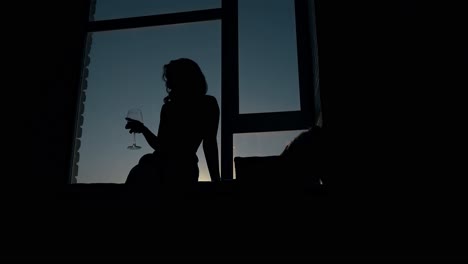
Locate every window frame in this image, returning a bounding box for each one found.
[69,0,319,183]
[229,0,320,179]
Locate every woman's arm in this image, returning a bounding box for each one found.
[204,137,220,182]
[141,126,159,150]
[203,97,221,182]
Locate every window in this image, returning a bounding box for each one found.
[92,0,221,21]
[233,130,307,178]
[75,22,220,183]
[239,0,300,114]
[231,0,321,179]
[71,0,320,183]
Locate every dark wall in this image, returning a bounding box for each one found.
[33,1,89,188]
[315,0,467,257]
[317,0,466,188]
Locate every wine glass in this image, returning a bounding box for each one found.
[126,108,143,150]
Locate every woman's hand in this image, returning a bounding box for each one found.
[125,118,146,134]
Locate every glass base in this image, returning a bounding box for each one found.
[127,144,141,150]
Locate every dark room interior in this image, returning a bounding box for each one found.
[9,0,468,261]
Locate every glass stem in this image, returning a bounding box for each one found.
[133,132,136,146]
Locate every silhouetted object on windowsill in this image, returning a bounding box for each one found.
[124,58,221,193]
[234,125,325,197]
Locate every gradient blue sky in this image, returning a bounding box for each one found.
[76,0,304,183]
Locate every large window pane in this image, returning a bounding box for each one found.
[74,21,221,183]
[239,0,300,114]
[92,0,221,21]
[233,130,307,178]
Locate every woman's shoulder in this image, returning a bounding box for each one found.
[202,95,219,108]
[203,95,218,102]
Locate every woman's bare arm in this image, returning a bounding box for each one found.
[203,97,221,182]
[204,137,220,182]
[141,126,159,150]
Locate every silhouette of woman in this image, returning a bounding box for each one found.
[124,58,221,189]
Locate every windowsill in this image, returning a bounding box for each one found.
[60,180,324,203]
[60,181,239,199]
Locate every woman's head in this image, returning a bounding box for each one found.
[162,58,207,103]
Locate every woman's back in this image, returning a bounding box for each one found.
[157,95,219,158]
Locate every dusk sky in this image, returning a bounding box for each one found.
[76,0,305,183]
